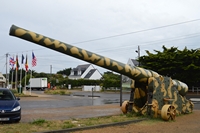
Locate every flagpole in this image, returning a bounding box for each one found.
[11,56,14,89]
[20,54,24,94]
[30,52,32,96]
[24,71,26,94]
[15,66,17,89]
[30,66,32,95]
[15,55,20,91]
[20,63,22,94]
[15,55,17,90]
[24,54,28,95]
[9,55,15,89]
[11,68,13,89]
[30,51,37,95]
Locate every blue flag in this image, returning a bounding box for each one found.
[21,54,24,64]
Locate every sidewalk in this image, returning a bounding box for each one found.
[21,103,121,123]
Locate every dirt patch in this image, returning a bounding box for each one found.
[72,110,200,133]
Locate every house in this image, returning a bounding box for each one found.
[0,72,6,88]
[122,59,139,88]
[68,64,102,80]
[127,58,139,67]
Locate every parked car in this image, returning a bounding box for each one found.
[0,88,21,122]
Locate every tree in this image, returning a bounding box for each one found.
[21,74,31,87]
[139,46,200,88]
[102,71,121,88]
[34,72,49,78]
[57,68,72,76]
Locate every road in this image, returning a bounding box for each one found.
[19,90,200,122]
[21,90,130,108]
[19,90,130,122]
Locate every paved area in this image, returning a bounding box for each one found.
[20,91,200,123]
[20,92,122,123]
[21,102,121,122]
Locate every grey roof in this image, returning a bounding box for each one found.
[84,69,96,79]
[73,64,90,71]
[131,59,139,66]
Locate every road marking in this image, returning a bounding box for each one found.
[190,98,200,102]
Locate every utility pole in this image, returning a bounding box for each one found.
[50,65,52,88]
[135,45,140,66]
[50,65,52,74]
[5,53,9,88]
[120,74,122,106]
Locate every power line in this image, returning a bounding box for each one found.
[8,48,45,54]
[4,19,200,57]
[94,32,200,53]
[71,19,200,44]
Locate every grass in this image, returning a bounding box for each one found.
[0,114,158,133]
[11,88,71,96]
[44,89,71,95]
[31,119,48,125]
[11,89,37,97]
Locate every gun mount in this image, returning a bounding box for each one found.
[9,25,193,121]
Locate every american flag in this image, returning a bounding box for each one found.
[32,52,37,67]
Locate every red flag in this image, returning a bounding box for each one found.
[16,55,20,70]
[25,55,29,72]
[32,52,37,67]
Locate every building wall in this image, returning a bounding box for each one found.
[0,73,6,88]
[89,70,102,80]
[80,65,94,78]
[127,58,135,67]
[68,75,81,80]
[82,85,101,91]
[69,64,102,80]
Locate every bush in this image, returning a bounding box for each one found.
[60,90,65,95]
[10,89,18,94]
[31,119,47,125]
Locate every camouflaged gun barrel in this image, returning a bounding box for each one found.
[172,80,188,96]
[9,25,160,83]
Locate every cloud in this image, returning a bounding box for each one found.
[1,0,200,75]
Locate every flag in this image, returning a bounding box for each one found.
[21,54,24,64]
[9,57,15,70]
[32,52,37,67]
[25,55,29,72]
[16,55,20,70]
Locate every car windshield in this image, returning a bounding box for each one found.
[0,90,15,100]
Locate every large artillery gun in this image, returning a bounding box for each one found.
[9,25,194,121]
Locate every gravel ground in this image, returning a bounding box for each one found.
[72,110,200,133]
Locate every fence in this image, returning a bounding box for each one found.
[191,86,200,94]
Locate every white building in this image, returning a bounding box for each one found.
[68,64,102,80]
[122,59,139,88]
[0,72,6,88]
[127,58,139,67]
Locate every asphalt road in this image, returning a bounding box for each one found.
[21,90,130,108]
[19,90,200,122]
[19,90,130,122]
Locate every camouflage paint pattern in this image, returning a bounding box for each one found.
[132,76,193,118]
[9,25,161,84]
[9,25,193,119]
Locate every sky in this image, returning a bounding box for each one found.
[1,0,200,75]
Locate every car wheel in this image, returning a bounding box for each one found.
[15,118,21,123]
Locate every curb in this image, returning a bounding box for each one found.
[36,118,146,133]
